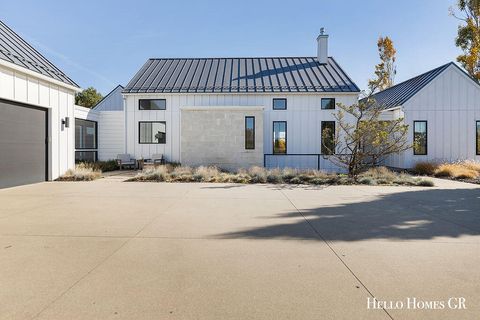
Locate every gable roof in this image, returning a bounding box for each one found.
[368,62,458,109]
[123,57,360,94]
[0,20,79,88]
[92,85,124,111]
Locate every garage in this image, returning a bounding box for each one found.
[0,99,48,188]
[1,20,80,187]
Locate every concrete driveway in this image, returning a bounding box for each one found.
[0,176,479,320]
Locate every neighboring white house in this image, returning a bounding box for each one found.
[0,20,80,188]
[121,31,360,170]
[373,62,480,169]
[74,85,125,162]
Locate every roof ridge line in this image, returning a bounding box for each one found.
[372,62,453,96]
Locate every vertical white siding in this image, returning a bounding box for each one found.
[400,65,480,168]
[124,93,358,170]
[0,63,76,180]
[98,111,125,161]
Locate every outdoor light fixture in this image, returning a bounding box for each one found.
[62,117,70,128]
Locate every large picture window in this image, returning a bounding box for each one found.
[413,121,427,155]
[75,119,97,149]
[245,116,255,149]
[139,99,166,110]
[477,121,480,155]
[139,121,166,144]
[321,121,335,155]
[273,121,287,154]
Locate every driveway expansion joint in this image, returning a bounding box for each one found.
[278,188,395,320]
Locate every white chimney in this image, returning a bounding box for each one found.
[316,27,328,64]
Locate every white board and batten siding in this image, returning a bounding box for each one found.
[0,62,77,180]
[386,65,480,169]
[124,93,357,170]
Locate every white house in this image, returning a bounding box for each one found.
[373,62,480,169]
[121,30,360,170]
[0,20,80,188]
[74,85,125,162]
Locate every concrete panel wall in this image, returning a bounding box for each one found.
[0,63,76,180]
[180,107,263,170]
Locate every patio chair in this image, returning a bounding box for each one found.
[152,154,165,165]
[145,154,165,168]
[116,154,136,170]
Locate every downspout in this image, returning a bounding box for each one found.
[123,96,127,153]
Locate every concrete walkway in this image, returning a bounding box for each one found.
[0,178,479,319]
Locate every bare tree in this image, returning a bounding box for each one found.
[322,94,410,178]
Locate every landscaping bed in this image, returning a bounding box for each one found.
[414,161,480,184]
[128,165,433,186]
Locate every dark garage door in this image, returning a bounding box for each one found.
[0,99,48,188]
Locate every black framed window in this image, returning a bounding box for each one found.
[245,116,255,149]
[273,98,287,110]
[273,121,287,154]
[321,98,335,110]
[75,151,97,162]
[75,118,97,149]
[139,99,166,110]
[413,121,427,155]
[321,121,335,155]
[476,121,480,155]
[139,121,166,144]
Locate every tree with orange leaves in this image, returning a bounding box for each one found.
[450,0,480,81]
[368,36,397,93]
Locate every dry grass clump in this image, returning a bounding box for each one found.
[57,163,102,181]
[434,163,479,179]
[128,165,432,186]
[413,160,480,181]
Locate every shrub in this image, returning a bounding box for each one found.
[358,167,396,183]
[358,177,374,185]
[281,168,298,182]
[266,168,283,184]
[193,166,221,182]
[134,166,169,181]
[75,160,119,172]
[248,166,268,183]
[57,163,101,181]
[414,162,438,175]
[417,179,435,187]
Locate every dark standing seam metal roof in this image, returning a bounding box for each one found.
[123,57,360,93]
[367,62,454,109]
[0,20,79,88]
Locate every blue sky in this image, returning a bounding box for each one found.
[1,0,462,95]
